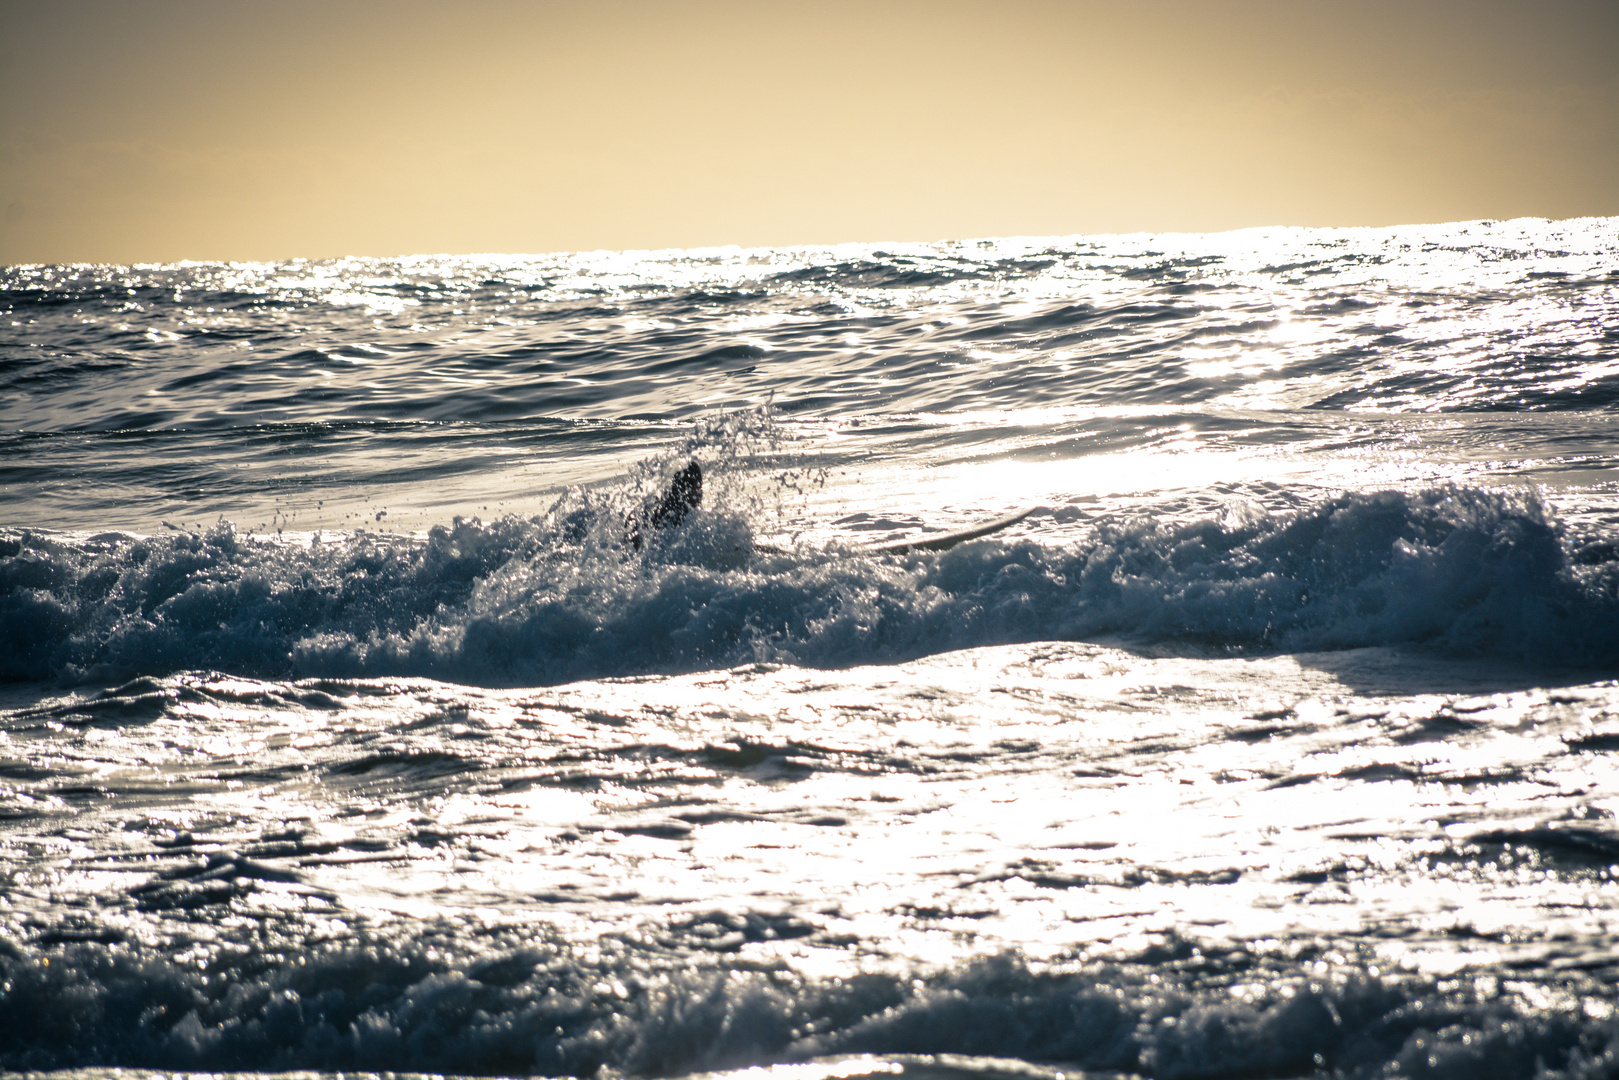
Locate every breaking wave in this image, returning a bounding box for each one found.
[5,483,1616,686]
[2,932,1615,1078]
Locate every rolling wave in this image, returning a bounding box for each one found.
[0,933,1610,1077]
[6,483,1614,686]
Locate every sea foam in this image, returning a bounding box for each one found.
[4,483,1614,687]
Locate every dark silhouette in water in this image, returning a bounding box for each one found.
[628,461,703,550]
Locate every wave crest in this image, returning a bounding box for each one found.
[3,486,1615,686]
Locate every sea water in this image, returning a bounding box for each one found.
[3,218,1619,1079]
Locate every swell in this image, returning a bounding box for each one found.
[5,221,1617,433]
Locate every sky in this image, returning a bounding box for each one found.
[2,0,1616,264]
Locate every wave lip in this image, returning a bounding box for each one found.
[3,484,1615,687]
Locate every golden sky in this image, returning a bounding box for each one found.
[3,0,1616,264]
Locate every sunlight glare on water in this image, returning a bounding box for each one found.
[4,217,1619,1078]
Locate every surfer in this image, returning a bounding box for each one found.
[627,460,702,550]
[615,459,1030,557]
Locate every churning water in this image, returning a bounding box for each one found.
[4,217,1619,1079]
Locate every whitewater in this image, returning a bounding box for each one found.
[3,217,1619,1079]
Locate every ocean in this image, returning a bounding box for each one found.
[3,217,1619,1079]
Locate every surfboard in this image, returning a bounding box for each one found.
[864,507,1038,554]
